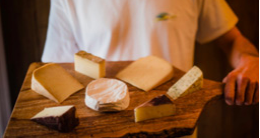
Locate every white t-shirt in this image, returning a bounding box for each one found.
[42,0,238,71]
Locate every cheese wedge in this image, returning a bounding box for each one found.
[167,66,203,100]
[116,56,174,91]
[74,50,105,79]
[134,95,176,122]
[31,105,79,132]
[31,63,84,103]
[85,78,130,112]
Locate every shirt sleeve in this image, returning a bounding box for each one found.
[41,0,78,62]
[196,0,238,44]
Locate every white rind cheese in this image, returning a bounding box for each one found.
[116,56,174,91]
[166,66,203,100]
[31,63,84,103]
[85,78,130,112]
[74,51,105,79]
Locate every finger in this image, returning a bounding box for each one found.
[224,74,236,105]
[236,76,249,105]
[253,83,259,104]
[244,81,256,105]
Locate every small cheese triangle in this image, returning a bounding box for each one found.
[31,105,79,132]
[134,95,176,122]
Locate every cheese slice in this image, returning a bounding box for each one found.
[134,95,176,122]
[85,78,130,112]
[31,105,79,132]
[31,63,84,103]
[167,66,203,100]
[116,56,174,91]
[74,50,105,79]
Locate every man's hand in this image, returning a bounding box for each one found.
[223,55,259,105]
[216,27,259,105]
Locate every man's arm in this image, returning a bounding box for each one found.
[215,27,259,105]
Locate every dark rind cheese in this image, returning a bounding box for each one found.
[137,94,173,107]
[31,106,79,132]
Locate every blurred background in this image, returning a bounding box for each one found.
[0,0,258,137]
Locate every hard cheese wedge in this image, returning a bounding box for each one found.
[167,66,203,100]
[116,56,174,91]
[85,78,130,112]
[134,95,176,122]
[31,105,79,132]
[74,50,105,79]
[31,63,84,103]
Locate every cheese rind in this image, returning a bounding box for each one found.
[167,66,203,100]
[134,95,176,122]
[85,78,130,112]
[31,105,79,132]
[31,63,84,103]
[74,51,105,79]
[116,56,174,91]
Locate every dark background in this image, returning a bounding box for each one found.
[0,0,258,137]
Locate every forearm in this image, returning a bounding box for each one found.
[216,27,258,68]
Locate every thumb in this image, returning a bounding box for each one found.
[222,76,228,83]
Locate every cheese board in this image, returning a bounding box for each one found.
[4,61,223,137]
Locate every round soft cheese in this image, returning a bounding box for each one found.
[85,78,130,112]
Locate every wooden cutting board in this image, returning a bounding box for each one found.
[4,62,223,137]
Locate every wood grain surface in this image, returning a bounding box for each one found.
[4,62,223,137]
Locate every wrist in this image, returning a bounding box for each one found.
[235,54,259,68]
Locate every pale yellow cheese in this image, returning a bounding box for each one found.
[167,66,203,100]
[135,104,176,122]
[31,63,84,103]
[116,56,174,91]
[134,95,176,122]
[74,51,105,79]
